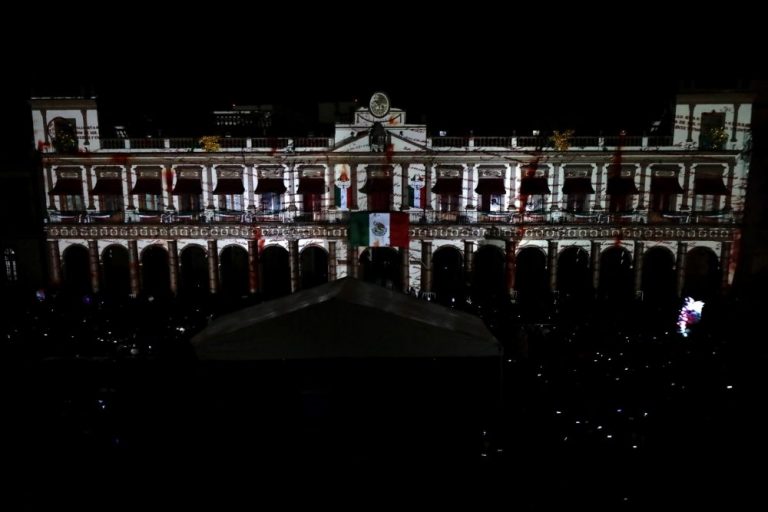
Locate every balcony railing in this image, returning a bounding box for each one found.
[45,208,739,226]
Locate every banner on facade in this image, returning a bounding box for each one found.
[349,212,409,248]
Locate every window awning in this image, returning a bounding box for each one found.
[562,178,594,194]
[431,178,462,195]
[694,178,728,195]
[650,177,683,194]
[606,177,639,195]
[213,179,244,194]
[92,179,123,195]
[474,178,506,195]
[297,178,326,194]
[172,179,203,195]
[50,179,83,195]
[360,178,392,193]
[131,179,162,195]
[519,177,551,195]
[255,178,287,194]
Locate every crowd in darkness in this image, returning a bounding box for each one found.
[2,283,766,507]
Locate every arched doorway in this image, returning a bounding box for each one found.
[432,246,464,304]
[598,246,633,302]
[684,247,721,300]
[180,244,208,295]
[557,246,591,302]
[62,244,90,296]
[102,245,130,298]
[261,245,290,299]
[220,245,249,298]
[642,247,676,304]
[359,247,401,291]
[515,246,549,304]
[141,245,170,298]
[472,244,505,299]
[300,246,329,290]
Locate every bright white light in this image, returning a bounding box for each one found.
[726,385,733,390]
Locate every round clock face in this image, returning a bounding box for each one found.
[369,92,390,118]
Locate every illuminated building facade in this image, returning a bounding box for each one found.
[32,91,752,304]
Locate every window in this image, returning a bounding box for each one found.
[525,194,546,212]
[479,194,503,212]
[438,194,460,212]
[261,192,282,213]
[3,248,17,282]
[609,194,631,213]
[694,194,721,212]
[179,194,201,212]
[139,194,161,212]
[699,112,726,150]
[303,193,322,213]
[220,194,243,211]
[60,195,84,212]
[100,195,123,212]
[566,193,588,213]
[651,193,677,212]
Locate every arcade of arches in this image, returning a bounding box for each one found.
[47,239,729,303]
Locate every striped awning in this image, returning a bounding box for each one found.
[131,178,162,195]
[92,179,123,195]
[255,178,287,194]
[474,178,506,195]
[173,179,203,195]
[213,179,245,194]
[431,178,462,195]
[520,177,551,195]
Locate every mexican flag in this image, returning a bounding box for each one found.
[408,186,427,209]
[334,185,350,209]
[349,212,409,248]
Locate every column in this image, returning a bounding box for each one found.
[324,164,334,211]
[288,239,300,292]
[681,163,692,210]
[505,240,517,297]
[720,240,733,292]
[288,164,298,212]
[207,240,219,294]
[424,164,434,210]
[633,241,645,299]
[348,244,358,279]
[247,240,260,294]
[400,246,410,292]
[88,240,100,294]
[168,240,179,296]
[47,240,61,288]
[328,241,337,282]
[244,164,254,211]
[594,164,605,210]
[549,165,561,211]
[420,240,432,294]
[350,163,359,210]
[591,241,601,294]
[676,242,688,298]
[548,240,558,293]
[162,167,172,210]
[465,164,475,210]
[128,240,140,297]
[204,165,214,209]
[464,240,475,287]
[45,166,55,209]
[686,104,694,143]
[126,166,135,210]
[399,163,410,210]
[724,163,734,210]
[87,166,96,210]
[637,164,650,210]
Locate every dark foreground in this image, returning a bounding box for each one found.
[2,290,767,509]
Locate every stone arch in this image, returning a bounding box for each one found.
[359,247,401,291]
[62,244,90,295]
[432,245,464,303]
[141,244,170,298]
[472,244,505,298]
[515,246,549,303]
[261,245,291,299]
[220,244,249,298]
[180,244,208,295]
[557,246,591,302]
[598,245,633,302]
[643,246,676,304]
[684,246,721,300]
[300,245,329,290]
[101,244,130,297]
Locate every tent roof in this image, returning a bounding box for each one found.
[191,278,501,360]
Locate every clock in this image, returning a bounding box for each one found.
[369,92,390,118]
